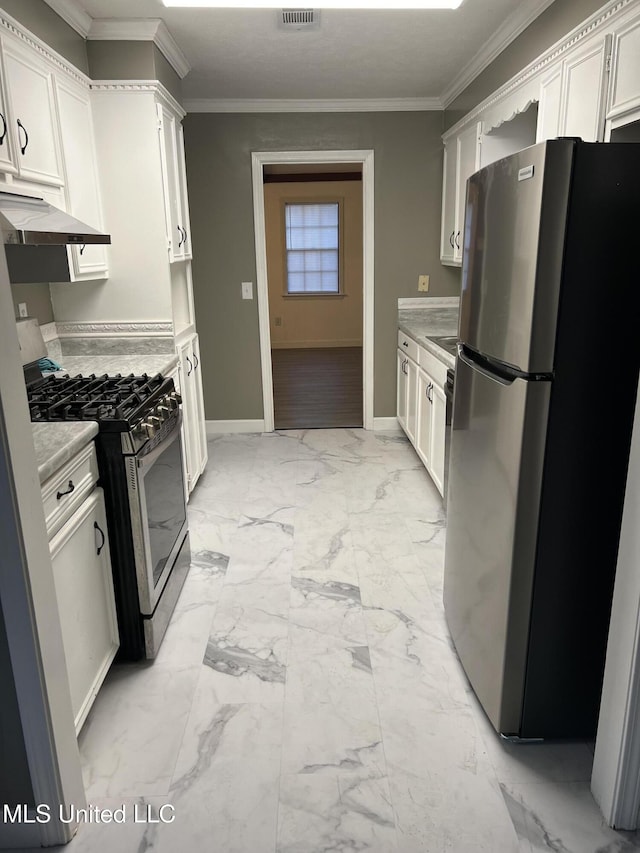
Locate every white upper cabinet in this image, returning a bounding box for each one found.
[1,37,63,185]
[441,122,481,267]
[157,103,191,263]
[56,78,108,281]
[0,52,17,174]
[536,66,562,142]
[607,9,640,117]
[440,139,457,264]
[558,35,612,142]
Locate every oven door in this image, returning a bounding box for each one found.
[126,413,188,615]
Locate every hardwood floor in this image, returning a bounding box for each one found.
[271,347,363,429]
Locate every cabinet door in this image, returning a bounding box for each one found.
[49,487,119,733]
[176,122,192,260]
[559,36,611,142]
[454,122,481,263]
[608,12,640,116]
[416,369,433,469]
[3,40,63,185]
[405,356,418,444]
[397,349,408,431]
[0,52,17,175]
[440,140,457,264]
[56,79,108,281]
[536,66,562,142]
[178,338,197,490]
[429,381,447,497]
[157,104,184,262]
[191,334,208,479]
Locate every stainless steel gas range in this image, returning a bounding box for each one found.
[27,372,190,660]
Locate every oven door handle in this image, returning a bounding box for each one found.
[137,411,183,471]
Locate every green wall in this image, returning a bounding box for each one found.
[183,111,460,421]
[86,41,182,103]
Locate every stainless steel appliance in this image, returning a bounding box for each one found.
[443,139,640,739]
[1,190,110,283]
[26,373,189,659]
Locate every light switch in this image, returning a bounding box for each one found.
[241,281,253,300]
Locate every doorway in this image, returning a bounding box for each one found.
[251,150,374,432]
[263,165,363,428]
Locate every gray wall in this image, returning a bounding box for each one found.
[0,604,34,807]
[87,41,182,103]
[10,283,54,325]
[444,0,604,128]
[183,111,460,421]
[0,0,88,74]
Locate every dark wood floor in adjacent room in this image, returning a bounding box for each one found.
[271,347,363,429]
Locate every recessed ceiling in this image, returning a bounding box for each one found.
[71,0,552,103]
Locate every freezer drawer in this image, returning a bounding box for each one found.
[443,354,550,735]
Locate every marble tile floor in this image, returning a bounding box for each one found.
[23,430,640,853]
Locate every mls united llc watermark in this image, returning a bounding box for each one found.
[3,803,176,825]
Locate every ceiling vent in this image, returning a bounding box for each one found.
[278,9,321,31]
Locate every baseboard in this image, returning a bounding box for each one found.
[271,340,363,349]
[373,417,402,432]
[206,419,265,435]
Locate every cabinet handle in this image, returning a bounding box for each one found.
[193,352,199,369]
[186,355,193,376]
[181,226,188,245]
[56,480,75,500]
[455,231,460,249]
[402,340,408,348]
[94,521,106,556]
[79,244,86,255]
[449,231,455,248]
[177,226,184,247]
[16,119,28,155]
[0,111,6,146]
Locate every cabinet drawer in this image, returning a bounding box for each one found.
[418,346,448,388]
[397,331,419,363]
[41,443,99,538]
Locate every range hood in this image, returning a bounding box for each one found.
[0,191,111,284]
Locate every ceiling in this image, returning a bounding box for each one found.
[63,0,554,105]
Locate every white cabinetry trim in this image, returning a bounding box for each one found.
[185,97,442,113]
[0,8,90,87]
[55,321,174,337]
[90,80,185,119]
[443,0,633,140]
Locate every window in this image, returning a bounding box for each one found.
[284,202,340,294]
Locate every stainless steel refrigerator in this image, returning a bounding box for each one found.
[443,139,640,740]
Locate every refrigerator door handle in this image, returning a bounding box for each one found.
[457,344,515,387]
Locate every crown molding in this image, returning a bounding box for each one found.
[90,80,185,117]
[184,96,443,113]
[441,0,557,108]
[42,0,92,39]
[87,18,190,79]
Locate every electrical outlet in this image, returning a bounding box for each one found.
[274,316,282,327]
[418,275,430,293]
[18,302,28,318]
[241,281,253,300]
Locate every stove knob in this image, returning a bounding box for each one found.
[170,391,182,407]
[158,405,170,417]
[148,415,161,427]
[141,420,157,438]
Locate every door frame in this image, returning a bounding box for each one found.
[251,149,374,432]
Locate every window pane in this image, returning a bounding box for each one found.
[285,202,340,294]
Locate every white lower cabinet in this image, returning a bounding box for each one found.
[397,331,448,499]
[177,332,208,494]
[49,486,118,733]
